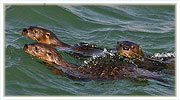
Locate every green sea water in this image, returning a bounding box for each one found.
[5,5,175,96]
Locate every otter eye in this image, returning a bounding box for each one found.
[35,47,38,52]
[33,30,38,34]
[131,45,135,49]
[123,46,129,50]
[47,53,52,56]
[46,33,50,37]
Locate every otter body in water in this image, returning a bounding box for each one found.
[24,43,166,82]
[22,26,104,57]
[22,26,174,72]
[116,41,175,72]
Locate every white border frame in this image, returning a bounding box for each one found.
[1,0,179,100]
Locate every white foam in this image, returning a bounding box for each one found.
[153,52,175,58]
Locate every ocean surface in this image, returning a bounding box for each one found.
[5,5,175,96]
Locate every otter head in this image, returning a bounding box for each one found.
[24,43,63,65]
[117,41,144,58]
[22,26,61,46]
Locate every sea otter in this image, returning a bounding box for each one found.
[24,43,166,82]
[116,41,144,59]
[22,26,174,72]
[22,26,104,57]
[116,41,175,72]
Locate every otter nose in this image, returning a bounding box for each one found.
[22,28,28,35]
[24,44,28,50]
[123,46,129,50]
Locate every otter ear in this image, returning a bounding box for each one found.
[139,46,144,57]
[139,46,142,51]
[131,45,135,49]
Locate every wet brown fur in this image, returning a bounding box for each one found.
[24,43,165,82]
[117,41,144,58]
[22,26,174,76]
[22,26,103,56]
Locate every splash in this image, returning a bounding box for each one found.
[152,52,175,58]
[150,52,175,62]
[82,48,137,67]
